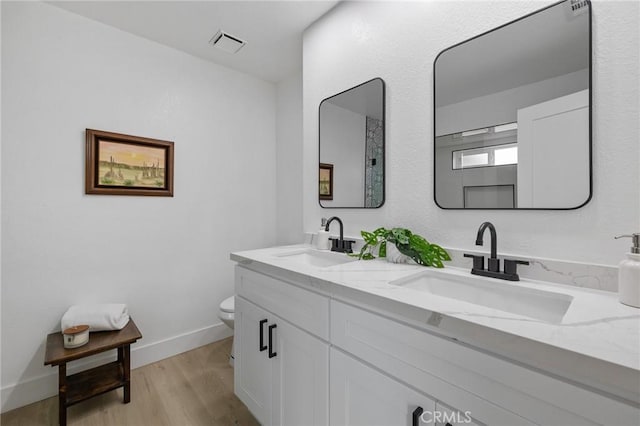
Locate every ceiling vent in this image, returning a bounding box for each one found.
[209,30,246,54]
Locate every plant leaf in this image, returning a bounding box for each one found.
[391,228,411,245]
[434,244,452,261]
[373,227,388,238]
[379,241,387,257]
[361,231,378,246]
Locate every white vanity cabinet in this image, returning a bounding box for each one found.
[330,301,532,426]
[235,297,273,422]
[433,402,482,426]
[234,266,329,426]
[330,300,638,426]
[331,348,436,426]
[233,263,639,426]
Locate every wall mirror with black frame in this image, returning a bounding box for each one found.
[319,78,385,208]
[434,0,591,209]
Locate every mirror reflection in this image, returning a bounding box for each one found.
[319,78,385,208]
[434,0,591,209]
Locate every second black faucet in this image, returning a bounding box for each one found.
[464,222,529,281]
[325,216,355,253]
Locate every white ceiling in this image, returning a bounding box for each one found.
[435,1,590,106]
[324,79,384,120]
[50,0,339,83]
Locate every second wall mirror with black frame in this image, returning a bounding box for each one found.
[319,78,385,208]
[433,0,591,210]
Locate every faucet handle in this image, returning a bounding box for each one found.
[503,259,530,276]
[342,239,355,254]
[463,253,484,271]
[331,238,355,254]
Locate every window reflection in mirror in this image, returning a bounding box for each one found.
[434,0,591,209]
[319,78,385,208]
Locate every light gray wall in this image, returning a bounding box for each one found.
[320,103,366,207]
[1,1,278,411]
[276,72,304,244]
[303,0,639,265]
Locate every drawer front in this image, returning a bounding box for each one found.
[331,300,638,426]
[236,266,329,340]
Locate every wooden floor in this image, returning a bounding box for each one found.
[1,338,259,426]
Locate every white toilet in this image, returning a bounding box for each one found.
[218,296,235,366]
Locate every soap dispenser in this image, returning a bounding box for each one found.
[615,233,640,308]
[316,218,330,250]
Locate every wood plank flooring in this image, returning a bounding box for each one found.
[1,337,259,426]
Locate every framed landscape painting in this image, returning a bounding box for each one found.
[85,129,174,196]
[319,163,333,200]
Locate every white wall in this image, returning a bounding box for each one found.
[1,1,277,411]
[303,0,640,266]
[276,72,304,244]
[436,68,589,136]
[0,0,3,395]
[320,103,366,207]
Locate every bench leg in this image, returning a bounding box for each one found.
[58,364,67,426]
[118,345,131,403]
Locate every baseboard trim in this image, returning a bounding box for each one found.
[1,322,233,413]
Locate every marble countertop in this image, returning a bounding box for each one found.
[231,244,640,403]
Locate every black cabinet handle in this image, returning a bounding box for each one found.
[412,406,423,426]
[268,323,277,358]
[259,319,268,352]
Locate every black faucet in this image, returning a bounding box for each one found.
[325,216,355,253]
[464,222,529,281]
[476,221,499,272]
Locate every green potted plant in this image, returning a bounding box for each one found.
[354,227,451,268]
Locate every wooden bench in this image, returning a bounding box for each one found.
[44,318,142,426]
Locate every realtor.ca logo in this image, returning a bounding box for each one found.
[420,410,473,424]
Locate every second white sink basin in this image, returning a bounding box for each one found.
[390,270,573,323]
[275,248,357,268]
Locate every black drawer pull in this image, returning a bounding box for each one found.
[259,319,268,352]
[268,324,277,358]
[412,406,423,426]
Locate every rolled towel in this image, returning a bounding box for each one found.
[61,304,130,332]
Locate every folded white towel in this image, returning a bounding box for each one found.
[61,304,130,332]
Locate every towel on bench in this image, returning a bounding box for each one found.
[61,304,129,332]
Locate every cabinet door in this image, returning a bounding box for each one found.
[235,296,273,425]
[272,318,329,426]
[331,348,436,426]
[433,402,481,426]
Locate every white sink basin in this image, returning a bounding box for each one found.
[390,270,573,323]
[275,248,357,268]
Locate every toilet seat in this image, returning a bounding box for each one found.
[220,296,234,313]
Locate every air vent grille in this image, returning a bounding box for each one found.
[209,30,246,54]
